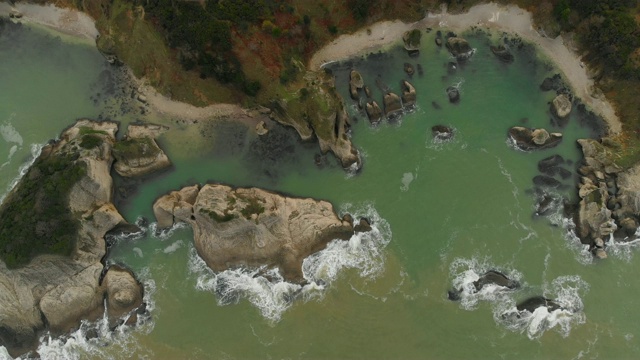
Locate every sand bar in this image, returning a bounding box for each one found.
[309,3,622,134]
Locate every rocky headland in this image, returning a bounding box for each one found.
[0,120,159,357]
[153,184,363,283]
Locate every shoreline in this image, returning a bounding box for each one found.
[3,2,622,135]
[309,3,622,135]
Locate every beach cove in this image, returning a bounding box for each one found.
[1,2,640,359]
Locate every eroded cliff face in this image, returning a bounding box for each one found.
[0,120,144,357]
[154,184,356,282]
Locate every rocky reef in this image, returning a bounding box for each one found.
[153,184,360,283]
[508,127,563,151]
[0,120,148,357]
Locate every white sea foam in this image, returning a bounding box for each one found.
[497,275,588,339]
[0,120,24,147]
[188,203,391,322]
[400,172,414,192]
[560,217,594,265]
[449,256,523,310]
[13,270,156,360]
[132,247,144,258]
[162,240,184,254]
[0,143,44,204]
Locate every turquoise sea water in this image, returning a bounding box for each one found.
[2,20,640,359]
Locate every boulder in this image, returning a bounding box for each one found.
[153,184,199,229]
[349,83,359,100]
[516,296,562,313]
[383,92,402,116]
[364,86,372,98]
[153,184,355,283]
[552,94,572,119]
[255,121,269,136]
[354,218,372,233]
[401,80,416,106]
[402,29,421,54]
[349,70,364,89]
[446,37,473,60]
[508,127,562,151]
[432,125,454,141]
[102,266,143,325]
[446,86,460,103]
[365,101,383,125]
[473,270,519,291]
[490,45,514,63]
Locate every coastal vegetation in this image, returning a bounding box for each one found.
[0,151,85,268]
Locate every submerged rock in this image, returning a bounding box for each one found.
[508,127,562,151]
[446,86,460,103]
[533,175,562,189]
[490,45,514,63]
[432,125,454,141]
[404,63,415,76]
[153,184,356,283]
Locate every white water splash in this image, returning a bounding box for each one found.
[189,203,391,322]
[162,240,184,254]
[12,270,157,360]
[497,275,588,339]
[449,256,523,310]
[400,172,414,192]
[0,143,44,204]
[0,120,24,147]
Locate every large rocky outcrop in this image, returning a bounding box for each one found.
[0,120,145,357]
[113,123,171,178]
[401,80,416,107]
[402,29,421,55]
[153,184,356,283]
[572,138,640,258]
[383,92,402,116]
[446,37,473,60]
[365,100,383,125]
[552,94,572,119]
[508,127,562,151]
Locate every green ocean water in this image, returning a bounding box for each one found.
[2,20,640,360]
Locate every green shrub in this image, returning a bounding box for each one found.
[79,134,102,149]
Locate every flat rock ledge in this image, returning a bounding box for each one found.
[153,184,358,283]
[113,123,171,178]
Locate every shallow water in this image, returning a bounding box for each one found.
[3,21,640,359]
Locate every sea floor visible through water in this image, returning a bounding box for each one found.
[2,19,640,360]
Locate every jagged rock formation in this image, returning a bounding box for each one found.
[271,71,360,170]
[153,184,357,283]
[401,80,416,107]
[113,123,171,177]
[366,100,383,125]
[402,29,421,55]
[383,92,402,116]
[0,120,144,357]
[574,138,640,258]
[508,127,562,151]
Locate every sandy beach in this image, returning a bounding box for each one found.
[0,2,98,41]
[309,3,622,135]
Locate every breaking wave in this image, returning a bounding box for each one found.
[449,258,588,339]
[10,270,156,360]
[188,203,391,322]
[0,143,44,204]
[497,275,588,339]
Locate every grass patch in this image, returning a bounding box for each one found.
[0,151,86,268]
[79,134,102,149]
[112,137,159,160]
[200,208,237,223]
[240,197,265,219]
